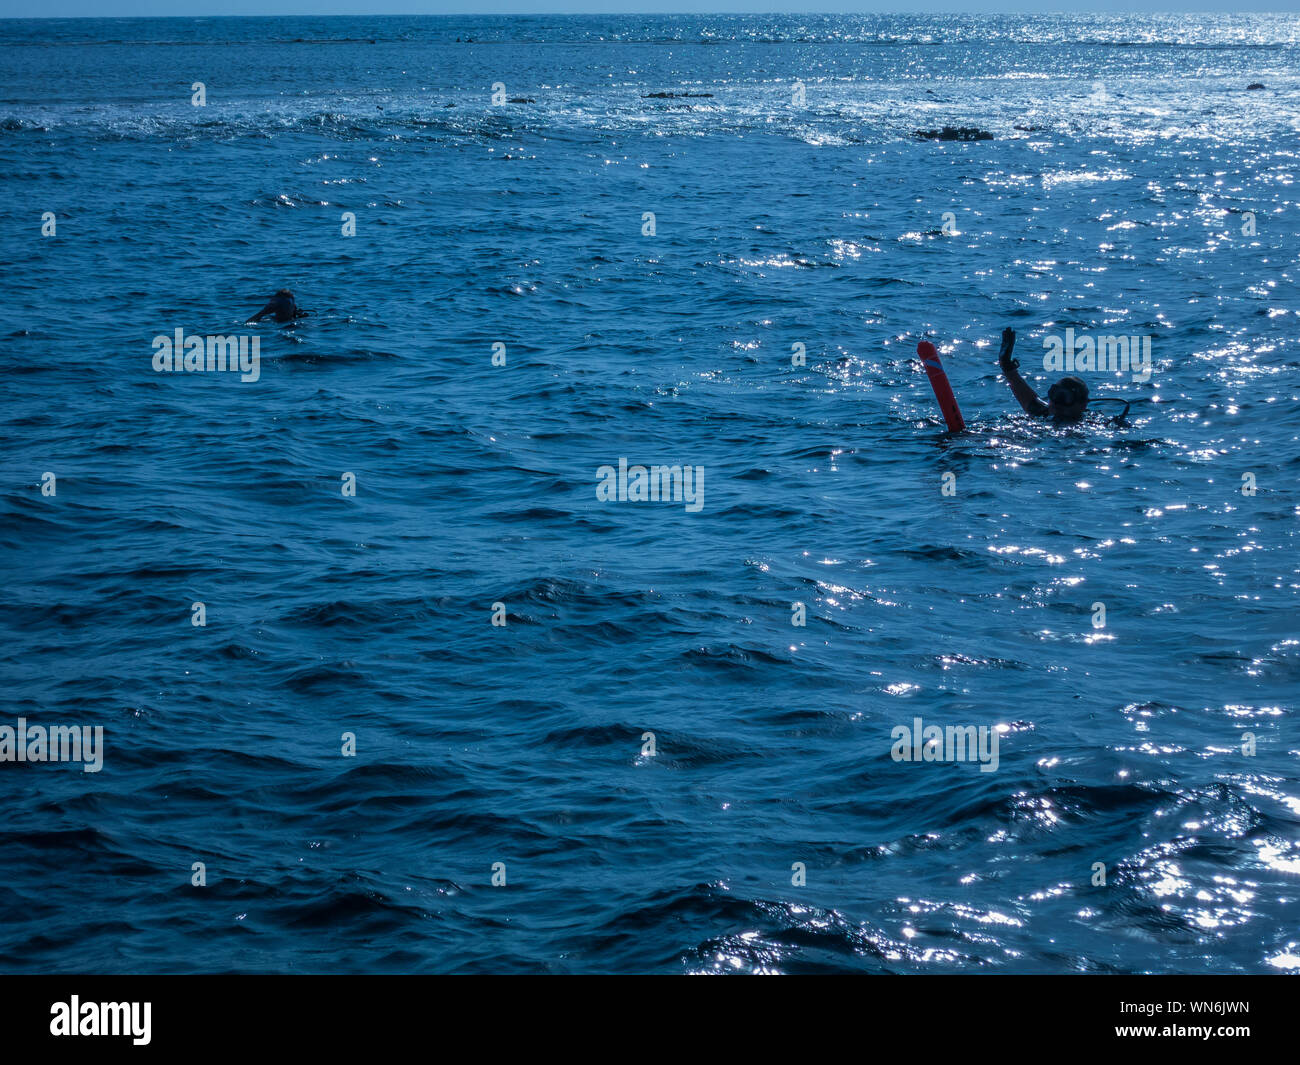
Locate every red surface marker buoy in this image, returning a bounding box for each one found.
[916,340,965,432]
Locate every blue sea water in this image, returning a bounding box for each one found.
[0,13,1297,975]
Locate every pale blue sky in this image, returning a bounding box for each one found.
[0,3,1289,19]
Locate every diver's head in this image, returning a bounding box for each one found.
[1047,375,1089,421]
[273,289,294,301]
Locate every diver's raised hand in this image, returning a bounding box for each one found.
[998,327,1018,370]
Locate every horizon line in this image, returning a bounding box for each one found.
[1,8,1291,18]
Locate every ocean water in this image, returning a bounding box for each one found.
[0,13,1297,975]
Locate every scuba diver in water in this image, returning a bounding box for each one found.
[998,327,1091,422]
[247,289,308,325]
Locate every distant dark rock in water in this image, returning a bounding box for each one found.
[508,97,536,104]
[643,91,714,99]
[1246,82,1265,90]
[1014,124,1044,132]
[914,126,993,142]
